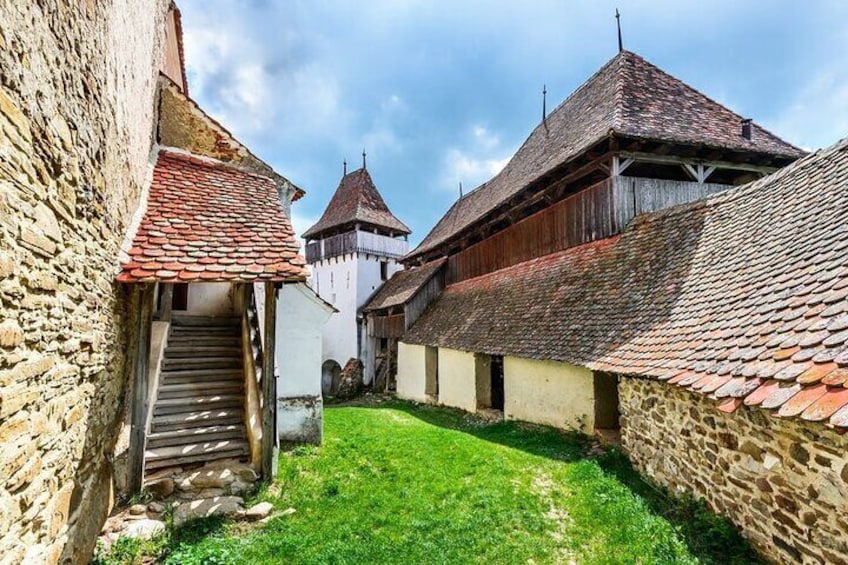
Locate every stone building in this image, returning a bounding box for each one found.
[374,50,848,562]
[303,162,410,393]
[0,2,330,562]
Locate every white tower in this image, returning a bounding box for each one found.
[303,159,410,394]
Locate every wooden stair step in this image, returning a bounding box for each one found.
[144,440,249,470]
[147,424,246,449]
[162,357,242,370]
[157,383,242,399]
[171,315,240,327]
[151,408,245,432]
[166,336,241,346]
[165,346,242,358]
[153,394,243,416]
[160,368,243,380]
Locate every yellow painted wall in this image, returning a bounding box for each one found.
[504,356,595,433]
[437,348,478,412]
[397,342,429,402]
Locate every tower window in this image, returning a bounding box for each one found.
[380,261,389,281]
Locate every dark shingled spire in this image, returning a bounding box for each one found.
[303,167,411,239]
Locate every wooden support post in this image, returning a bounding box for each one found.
[128,283,155,495]
[160,283,173,321]
[261,282,278,480]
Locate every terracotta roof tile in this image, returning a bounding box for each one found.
[118,150,307,283]
[408,50,804,261]
[405,138,848,429]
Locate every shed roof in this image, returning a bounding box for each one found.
[303,167,410,239]
[408,50,804,261]
[405,137,848,429]
[363,259,445,312]
[118,149,307,283]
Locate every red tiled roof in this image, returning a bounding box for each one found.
[303,167,410,239]
[118,150,307,283]
[404,137,848,429]
[363,259,445,312]
[408,50,805,261]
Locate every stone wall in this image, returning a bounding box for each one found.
[0,1,168,562]
[620,378,848,564]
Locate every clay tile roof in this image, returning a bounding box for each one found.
[303,168,410,239]
[405,136,848,429]
[408,50,805,261]
[117,150,307,283]
[363,259,446,312]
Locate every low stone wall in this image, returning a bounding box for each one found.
[620,378,848,564]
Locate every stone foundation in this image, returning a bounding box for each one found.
[0,1,168,561]
[620,378,848,564]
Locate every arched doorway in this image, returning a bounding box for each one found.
[322,360,342,397]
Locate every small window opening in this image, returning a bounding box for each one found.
[380,260,389,281]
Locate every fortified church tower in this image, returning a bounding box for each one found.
[303,156,411,394]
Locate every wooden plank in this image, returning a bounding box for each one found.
[261,282,278,480]
[159,283,173,321]
[128,283,155,494]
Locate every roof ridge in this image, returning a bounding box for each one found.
[617,52,806,155]
[157,147,278,185]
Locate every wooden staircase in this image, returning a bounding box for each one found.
[145,316,250,471]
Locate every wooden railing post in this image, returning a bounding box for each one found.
[128,283,155,494]
[261,282,278,480]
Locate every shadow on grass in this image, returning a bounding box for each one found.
[342,399,762,565]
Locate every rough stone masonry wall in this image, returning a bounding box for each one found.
[620,378,848,564]
[0,1,168,563]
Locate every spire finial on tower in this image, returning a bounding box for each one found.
[542,84,547,123]
[343,159,347,176]
[615,8,623,53]
[459,181,463,198]
[362,149,367,169]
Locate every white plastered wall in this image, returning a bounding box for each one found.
[503,356,595,433]
[396,341,428,402]
[437,347,478,413]
[276,283,334,444]
[186,282,233,316]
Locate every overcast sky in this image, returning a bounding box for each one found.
[179,0,848,247]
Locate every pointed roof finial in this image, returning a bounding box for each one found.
[459,181,463,198]
[542,84,547,123]
[362,148,367,169]
[615,8,623,53]
[343,159,347,176]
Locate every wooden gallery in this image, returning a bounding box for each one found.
[364,51,848,562]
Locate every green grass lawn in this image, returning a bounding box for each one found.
[130,401,759,564]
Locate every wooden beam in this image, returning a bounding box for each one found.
[128,283,155,495]
[619,150,777,175]
[159,283,173,321]
[261,282,278,480]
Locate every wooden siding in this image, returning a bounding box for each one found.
[306,230,406,263]
[404,269,445,330]
[162,9,185,91]
[371,314,405,338]
[447,176,729,284]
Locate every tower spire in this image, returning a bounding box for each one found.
[343,159,347,176]
[615,8,623,53]
[362,149,367,169]
[542,84,547,123]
